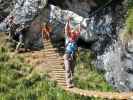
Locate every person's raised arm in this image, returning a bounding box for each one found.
[65,18,71,37]
[76,24,81,36]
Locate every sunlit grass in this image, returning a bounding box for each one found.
[121,0,133,41]
[0,33,105,100]
[0,47,88,100]
[74,49,114,92]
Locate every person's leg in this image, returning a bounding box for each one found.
[15,33,24,52]
[64,53,73,87]
[70,54,76,75]
[70,54,76,86]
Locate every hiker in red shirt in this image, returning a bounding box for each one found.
[42,23,52,40]
[64,17,81,88]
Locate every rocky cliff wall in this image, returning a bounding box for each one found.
[0,0,132,91]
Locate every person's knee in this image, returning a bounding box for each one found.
[64,54,69,60]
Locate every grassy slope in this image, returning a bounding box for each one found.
[0,33,106,100]
[121,0,133,41]
[74,50,114,92]
[127,0,133,34]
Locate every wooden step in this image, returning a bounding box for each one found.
[52,67,64,69]
[43,40,51,43]
[55,74,65,79]
[45,45,53,48]
[45,54,58,57]
[46,59,63,62]
[44,42,52,45]
[52,71,65,73]
[54,74,65,77]
[47,57,64,60]
[45,48,57,51]
[51,63,64,65]
[53,69,64,71]
[54,72,65,74]
[45,50,64,53]
[45,52,61,55]
[45,59,64,63]
[52,65,63,67]
[45,52,56,54]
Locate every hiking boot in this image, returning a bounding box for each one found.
[67,84,74,88]
[15,48,26,53]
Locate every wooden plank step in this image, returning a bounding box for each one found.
[45,52,56,54]
[48,59,63,62]
[51,65,64,67]
[46,55,63,58]
[44,44,52,47]
[54,74,65,77]
[45,53,60,56]
[44,42,53,45]
[43,41,51,44]
[53,73,65,75]
[55,77,65,82]
[53,70,64,72]
[55,75,65,78]
[45,59,63,63]
[52,68,64,70]
[52,67,64,70]
[46,50,64,53]
[55,72,65,75]
[53,69,65,71]
[52,71,65,73]
[52,65,63,67]
[47,57,63,60]
[53,70,65,72]
[54,72,65,74]
[45,45,53,48]
[45,48,57,51]
[51,62,64,65]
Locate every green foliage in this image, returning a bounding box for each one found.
[122,0,133,40]
[74,50,114,92]
[126,3,133,33]
[128,0,133,8]
[95,0,109,7]
[0,47,105,100]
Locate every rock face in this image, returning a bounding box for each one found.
[49,0,133,91]
[0,0,133,91]
[48,0,98,17]
[96,41,133,91]
[0,0,47,49]
[0,0,14,21]
[49,0,123,55]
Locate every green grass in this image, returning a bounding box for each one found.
[74,49,114,92]
[127,0,133,33]
[0,33,107,100]
[0,46,106,100]
[121,0,133,41]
